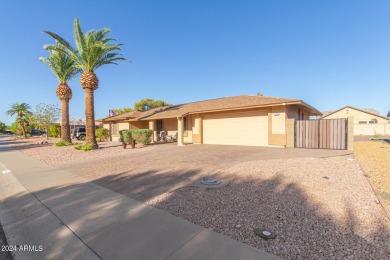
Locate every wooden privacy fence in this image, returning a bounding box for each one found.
[295,119,348,150]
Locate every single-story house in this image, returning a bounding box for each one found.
[321,106,389,135]
[98,94,321,147]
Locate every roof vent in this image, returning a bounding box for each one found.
[257,92,263,96]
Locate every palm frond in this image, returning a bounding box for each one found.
[43,31,75,53]
[40,42,81,83]
[74,18,87,57]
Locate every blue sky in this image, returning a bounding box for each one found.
[1,1,389,125]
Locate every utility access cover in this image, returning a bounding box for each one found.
[201,177,222,185]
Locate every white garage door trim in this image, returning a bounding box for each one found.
[203,110,268,146]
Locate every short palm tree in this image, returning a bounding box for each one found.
[6,102,32,138]
[44,18,126,148]
[39,43,80,143]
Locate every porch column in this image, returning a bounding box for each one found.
[177,117,184,146]
[149,120,156,143]
[109,123,112,141]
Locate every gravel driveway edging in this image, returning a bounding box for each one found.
[356,158,390,221]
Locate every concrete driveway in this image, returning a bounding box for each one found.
[60,143,352,202]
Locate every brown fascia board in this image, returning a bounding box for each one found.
[100,115,137,122]
[322,105,388,120]
[299,101,322,116]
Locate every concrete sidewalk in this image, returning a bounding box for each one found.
[0,145,280,259]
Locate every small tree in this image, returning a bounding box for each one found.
[112,107,133,115]
[33,103,60,139]
[49,125,60,138]
[134,98,171,111]
[5,102,32,138]
[96,127,109,141]
[0,122,6,133]
[9,122,18,134]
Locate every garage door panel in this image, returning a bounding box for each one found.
[203,111,268,146]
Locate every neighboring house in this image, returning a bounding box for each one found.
[321,106,389,135]
[59,118,103,133]
[68,119,85,133]
[98,94,321,147]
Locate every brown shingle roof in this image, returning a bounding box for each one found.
[140,95,320,120]
[98,107,170,122]
[98,95,321,122]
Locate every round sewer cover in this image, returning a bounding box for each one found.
[253,228,276,239]
[201,177,222,185]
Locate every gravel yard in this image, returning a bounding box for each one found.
[6,137,390,259]
[7,137,156,166]
[149,157,390,259]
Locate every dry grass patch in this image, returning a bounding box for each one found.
[354,141,390,194]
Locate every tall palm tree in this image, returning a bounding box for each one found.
[44,18,126,148]
[39,43,80,143]
[6,102,32,138]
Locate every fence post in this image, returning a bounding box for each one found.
[347,117,354,151]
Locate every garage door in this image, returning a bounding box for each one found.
[203,111,268,146]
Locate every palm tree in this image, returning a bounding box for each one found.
[6,102,32,138]
[44,18,126,149]
[39,43,80,143]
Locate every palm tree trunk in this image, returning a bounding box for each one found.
[20,122,27,139]
[61,99,72,143]
[84,88,98,149]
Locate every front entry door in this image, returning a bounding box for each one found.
[156,120,163,135]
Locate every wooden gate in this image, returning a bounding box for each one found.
[295,119,348,150]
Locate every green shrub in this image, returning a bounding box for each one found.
[119,129,153,145]
[122,130,132,144]
[130,129,153,145]
[119,129,125,142]
[96,128,109,142]
[54,140,72,147]
[49,125,59,138]
[74,143,93,151]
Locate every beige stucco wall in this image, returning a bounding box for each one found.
[271,106,286,134]
[286,105,311,120]
[285,119,295,148]
[129,121,148,129]
[354,123,390,136]
[323,107,388,124]
[192,114,202,144]
[118,122,129,131]
[149,120,156,142]
[183,115,193,143]
[103,123,110,131]
[162,118,178,135]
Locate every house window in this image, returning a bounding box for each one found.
[369,119,377,124]
[112,122,118,135]
[358,121,367,124]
